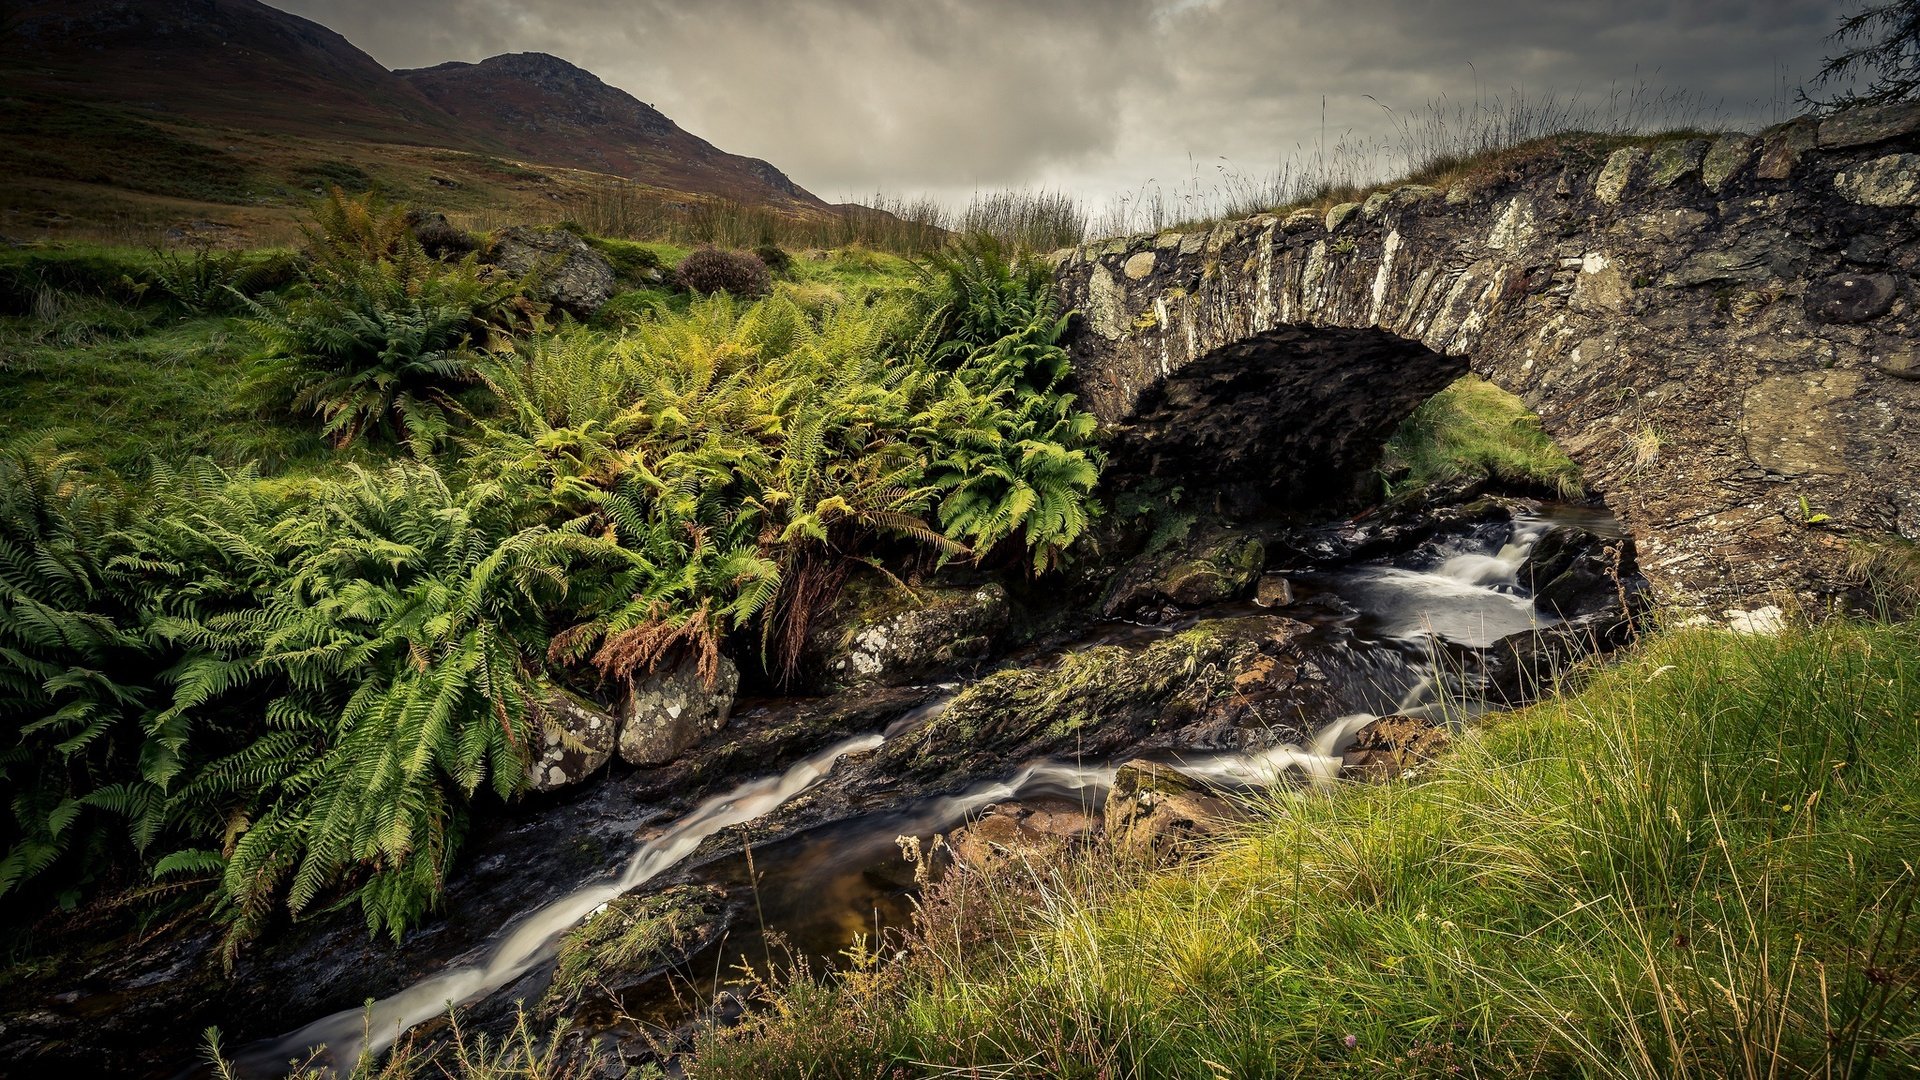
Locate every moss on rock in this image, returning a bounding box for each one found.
[542,883,732,1014]
[879,616,1315,784]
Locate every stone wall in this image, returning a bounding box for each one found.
[1055,103,1920,615]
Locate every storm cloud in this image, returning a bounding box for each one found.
[275,0,1848,209]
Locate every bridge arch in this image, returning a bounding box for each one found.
[1056,107,1920,614]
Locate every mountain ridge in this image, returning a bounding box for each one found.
[0,0,826,237]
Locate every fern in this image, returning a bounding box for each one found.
[245,190,539,456]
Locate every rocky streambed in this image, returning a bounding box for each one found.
[0,493,1642,1078]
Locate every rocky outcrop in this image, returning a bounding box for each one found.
[483,227,616,318]
[802,578,1010,692]
[1339,714,1450,782]
[619,657,739,766]
[1058,104,1920,615]
[527,689,618,792]
[1104,759,1233,854]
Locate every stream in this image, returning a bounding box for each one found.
[231,502,1622,1076]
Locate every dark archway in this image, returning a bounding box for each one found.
[1104,325,1466,509]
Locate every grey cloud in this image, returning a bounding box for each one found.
[275,0,1847,208]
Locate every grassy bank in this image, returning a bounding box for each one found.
[1381,374,1585,499]
[691,619,1920,1078]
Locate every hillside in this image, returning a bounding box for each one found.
[0,0,825,241]
[397,53,822,210]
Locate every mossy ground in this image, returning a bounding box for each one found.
[1381,374,1585,499]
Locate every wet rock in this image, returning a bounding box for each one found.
[1268,492,1507,569]
[1339,715,1450,782]
[529,688,618,792]
[619,656,739,766]
[1104,759,1233,854]
[1255,573,1295,607]
[803,577,1010,692]
[1101,526,1264,619]
[542,883,732,1014]
[879,615,1319,784]
[483,226,616,317]
[1479,617,1630,707]
[947,799,1095,872]
[1521,525,1632,618]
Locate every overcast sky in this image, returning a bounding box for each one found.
[277,0,1849,217]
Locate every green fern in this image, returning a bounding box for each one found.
[245,190,539,456]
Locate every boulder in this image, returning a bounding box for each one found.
[527,688,618,792]
[482,226,615,317]
[1104,759,1233,855]
[542,883,732,1014]
[1521,525,1630,618]
[1254,573,1295,607]
[947,799,1095,873]
[618,656,740,766]
[803,577,1010,692]
[1339,714,1450,782]
[1101,526,1264,620]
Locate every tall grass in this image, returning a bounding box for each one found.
[456,182,1092,257]
[1091,82,1758,237]
[692,619,1920,1078]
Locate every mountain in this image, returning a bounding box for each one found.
[1,0,481,147]
[398,53,821,208]
[0,0,826,237]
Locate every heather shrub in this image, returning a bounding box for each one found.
[677,245,772,298]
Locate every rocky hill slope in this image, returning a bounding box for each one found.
[398,52,821,209]
[0,0,823,238]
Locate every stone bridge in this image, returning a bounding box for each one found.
[1056,103,1920,615]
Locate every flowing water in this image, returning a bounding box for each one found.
[242,504,1610,1074]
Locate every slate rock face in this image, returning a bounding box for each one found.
[1056,106,1920,616]
[483,226,615,317]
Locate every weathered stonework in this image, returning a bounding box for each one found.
[1055,112,1920,614]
